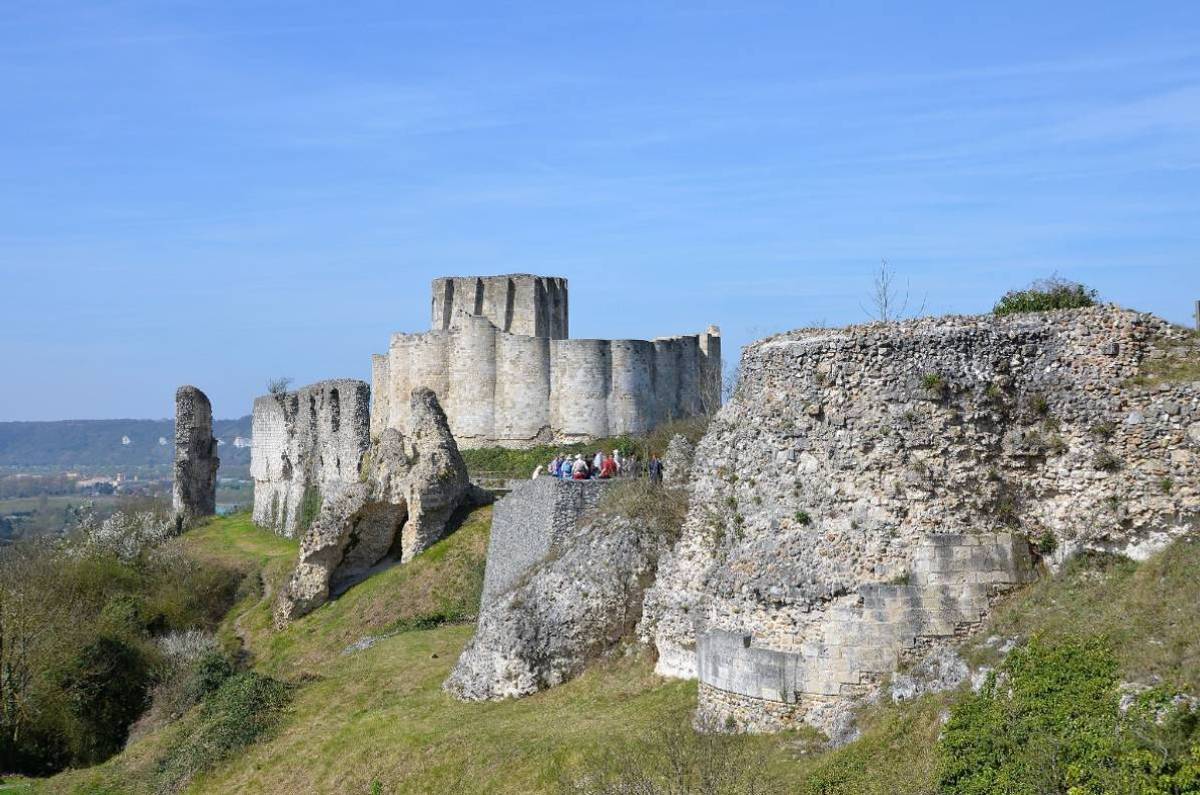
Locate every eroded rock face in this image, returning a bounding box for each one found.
[274,388,473,626]
[661,433,695,488]
[641,306,1199,735]
[444,513,665,701]
[172,385,218,530]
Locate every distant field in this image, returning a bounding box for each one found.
[0,416,252,476]
[0,494,124,513]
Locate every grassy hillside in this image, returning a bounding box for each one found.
[30,511,1200,794]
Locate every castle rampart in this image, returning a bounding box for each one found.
[251,379,370,537]
[373,275,720,448]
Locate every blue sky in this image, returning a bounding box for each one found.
[2,1,1198,420]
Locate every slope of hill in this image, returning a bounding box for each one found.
[33,508,1199,794]
[0,417,252,475]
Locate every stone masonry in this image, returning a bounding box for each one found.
[275,388,475,625]
[172,385,219,530]
[251,379,370,537]
[641,306,1200,735]
[695,533,1035,733]
[371,274,721,448]
[480,477,608,602]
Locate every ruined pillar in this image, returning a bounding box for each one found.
[173,385,219,530]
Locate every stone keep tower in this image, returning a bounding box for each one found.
[172,385,219,529]
[373,274,721,448]
[431,275,568,339]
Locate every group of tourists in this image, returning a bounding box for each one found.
[536,449,664,483]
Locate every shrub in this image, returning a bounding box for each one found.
[0,522,241,775]
[59,636,151,764]
[564,716,783,794]
[1093,448,1121,472]
[156,672,291,791]
[1027,393,1050,416]
[938,636,1200,794]
[794,510,812,526]
[921,373,946,395]
[1036,531,1057,555]
[597,479,689,543]
[993,276,1098,316]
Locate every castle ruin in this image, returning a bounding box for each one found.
[172,385,218,530]
[371,275,721,447]
[251,379,370,537]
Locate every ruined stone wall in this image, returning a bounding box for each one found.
[250,379,370,537]
[642,306,1200,734]
[172,385,218,528]
[432,274,568,339]
[480,478,608,601]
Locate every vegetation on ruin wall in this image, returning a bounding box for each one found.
[992,276,1098,316]
[461,416,711,480]
[1131,328,1200,387]
[27,511,1200,794]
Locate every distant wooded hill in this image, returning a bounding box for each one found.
[0,417,253,474]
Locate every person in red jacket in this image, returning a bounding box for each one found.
[599,454,617,479]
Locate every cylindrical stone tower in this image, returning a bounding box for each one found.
[607,339,656,436]
[447,315,498,443]
[551,339,611,440]
[494,331,552,444]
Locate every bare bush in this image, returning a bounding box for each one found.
[562,715,782,794]
[158,630,220,664]
[860,259,926,323]
[266,376,293,396]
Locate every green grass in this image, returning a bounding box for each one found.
[964,539,1200,693]
[32,512,1200,794]
[1129,329,1200,386]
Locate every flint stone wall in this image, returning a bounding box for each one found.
[172,385,218,528]
[372,274,721,447]
[480,478,608,602]
[251,379,370,537]
[642,305,1200,734]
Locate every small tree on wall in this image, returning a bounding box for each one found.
[861,259,926,322]
[266,377,292,396]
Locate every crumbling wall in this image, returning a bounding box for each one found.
[250,379,370,537]
[480,478,608,602]
[642,306,1200,734]
[275,388,475,625]
[695,533,1035,733]
[172,385,218,528]
[445,511,665,702]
